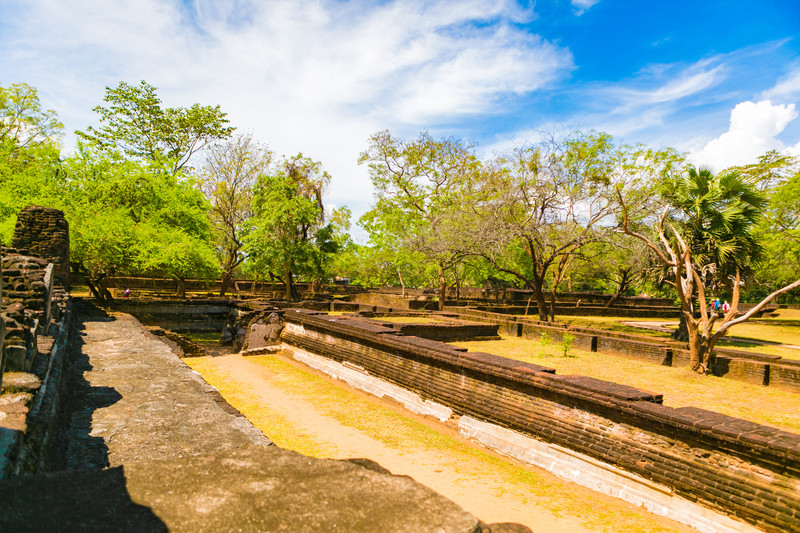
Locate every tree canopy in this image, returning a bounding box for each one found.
[618,165,800,372]
[199,133,273,295]
[4,79,800,363]
[245,154,340,300]
[76,80,233,173]
[359,130,483,309]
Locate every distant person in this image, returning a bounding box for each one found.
[123,287,131,298]
[722,300,730,313]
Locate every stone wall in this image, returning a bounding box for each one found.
[1,252,53,373]
[447,306,800,391]
[0,206,73,476]
[11,206,69,288]
[280,309,800,533]
[111,299,233,332]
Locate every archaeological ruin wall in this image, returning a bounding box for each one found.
[0,206,74,476]
[279,309,800,533]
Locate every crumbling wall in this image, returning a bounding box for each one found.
[11,206,70,288]
[0,206,73,476]
[1,253,51,372]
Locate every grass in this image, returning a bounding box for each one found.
[554,310,800,361]
[182,331,222,343]
[555,316,674,338]
[184,356,336,457]
[452,335,800,434]
[186,353,686,532]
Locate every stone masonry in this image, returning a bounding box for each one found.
[11,205,70,288]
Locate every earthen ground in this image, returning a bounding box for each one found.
[186,351,699,533]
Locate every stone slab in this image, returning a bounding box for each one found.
[65,312,270,470]
[0,446,480,533]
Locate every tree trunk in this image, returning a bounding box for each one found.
[97,275,114,303]
[219,272,232,297]
[532,281,548,321]
[311,278,322,297]
[548,288,557,322]
[438,263,446,311]
[397,268,405,298]
[175,277,186,299]
[285,269,294,301]
[87,276,113,304]
[671,314,689,342]
[606,270,630,308]
[686,318,711,373]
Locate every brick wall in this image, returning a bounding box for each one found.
[281,309,800,533]
[447,306,800,392]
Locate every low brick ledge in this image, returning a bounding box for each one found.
[283,309,800,475]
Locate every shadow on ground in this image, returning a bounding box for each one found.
[0,465,167,532]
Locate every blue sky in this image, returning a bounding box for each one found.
[2,0,799,230]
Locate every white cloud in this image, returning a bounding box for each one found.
[0,0,571,223]
[761,65,800,101]
[691,100,798,171]
[606,62,724,115]
[571,0,600,15]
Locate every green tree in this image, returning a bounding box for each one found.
[748,155,800,300]
[0,83,62,152]
[136,224,220,298]
[475,132,680,321]
[0,83,64,242]
[245,154,337,301]
[359,130,482,310]
[619,166,800,373]
[199,133,272,296]
[64,149,218,301]
[77,80,233,173]
[569,234,652,305]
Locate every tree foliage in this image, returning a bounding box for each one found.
[0,83,64,243]
[77,80,233,173]
[618,165,800,373]
[64,150,218,300]
[359,130,482,309]
[474,131,681,320]
[199,133,272,295]
[245,154,339,300]
[0,83,62,152]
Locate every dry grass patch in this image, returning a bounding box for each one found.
[556,316,674,338]
[187,353,690,533]
[452,336,800,434]
[556,311,800,361]
[184,356,336,457]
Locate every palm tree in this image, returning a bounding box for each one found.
[620,166,799,373]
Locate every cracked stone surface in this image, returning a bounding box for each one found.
[0,446,482,533]
[10,308,483,533]
[65,311,270,469]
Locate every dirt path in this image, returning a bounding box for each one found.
[187,353,696,533]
